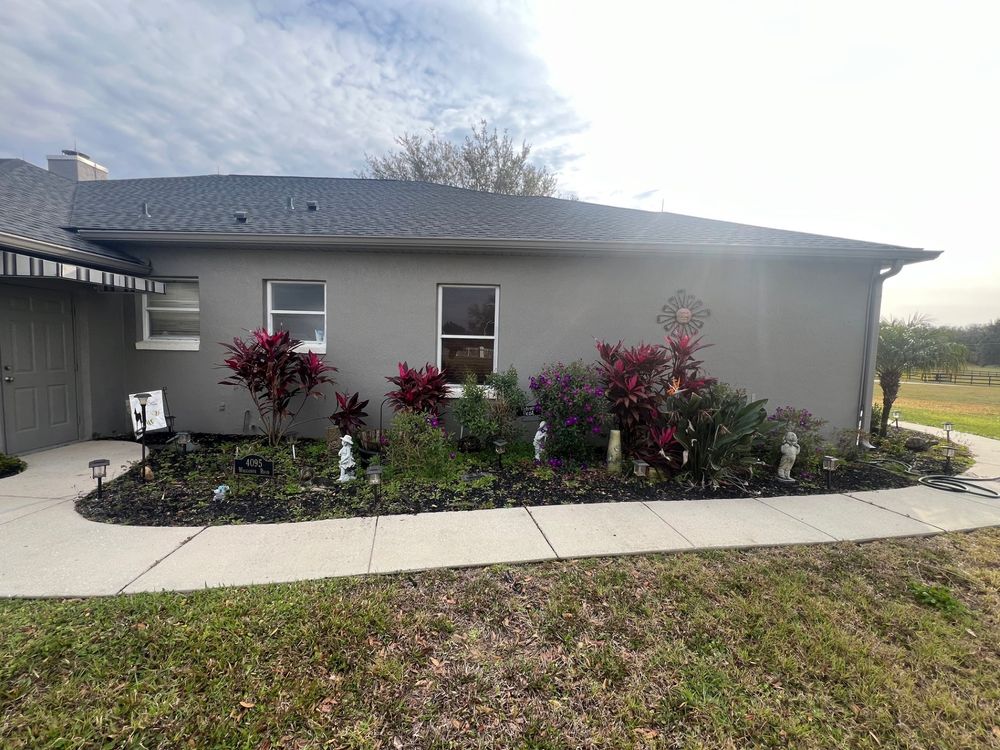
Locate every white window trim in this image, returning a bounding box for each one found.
[136,278,200,351]
[266,280,327,354]
[437,283,499,396]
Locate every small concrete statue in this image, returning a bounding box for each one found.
[338,434,356,482]
[777,431,800,482]
[213,484,230,502]
[533,420,548,461]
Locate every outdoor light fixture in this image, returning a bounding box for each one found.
[493,439,508,471]
[135,392,152,482]
[175,431,191,453]
[943,422,954,442]
[892,411,901,430]
[822,455,841,490]
[944,445,956,473]
[89,458,110,500]
[366,463,383,503]
[632,459,650,479]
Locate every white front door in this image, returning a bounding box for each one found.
[0,286,79,454]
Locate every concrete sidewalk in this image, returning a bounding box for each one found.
[1,429,998,598]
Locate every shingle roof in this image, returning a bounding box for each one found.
[2,160,922,259]
[68,173,920,253]
[0,159,144,267]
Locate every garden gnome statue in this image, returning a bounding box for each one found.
[777,431,800,482]
[212,484,229,502]
[338,435,356,482]
[533,421,548,461]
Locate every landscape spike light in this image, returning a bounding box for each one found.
[822,455,841,490]
[632,459,650,479]
[944,445,956,473]
[366,463,383,503]
[943,422,953,442]
[89,458,110,500]
[892,410,901,430]
[493,439,507,471]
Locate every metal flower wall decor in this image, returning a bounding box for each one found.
[657,290,710,335]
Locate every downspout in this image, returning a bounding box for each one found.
[857,260,904,446]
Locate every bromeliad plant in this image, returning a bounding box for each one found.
[329,392,370,437]
[219,329,336,446]
[386,362,449,414]
[672,384,768,487]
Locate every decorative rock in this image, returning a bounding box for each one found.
[905,436,933,452]
[338,435,356,482]
[533,420,548,461]
[777,431,800,482]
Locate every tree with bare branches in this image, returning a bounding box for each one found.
[359,120,559,197]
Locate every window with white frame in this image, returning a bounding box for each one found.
[267,280,326,351]
[438,284,498,384]
[137,279,200,350]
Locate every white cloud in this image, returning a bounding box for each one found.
[0,0,580,177]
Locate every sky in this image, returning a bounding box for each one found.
[1,0,997,325]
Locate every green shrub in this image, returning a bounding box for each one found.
[454,367,529,445]
[672,384,768,487]
[0,452,26,478]
[453,373,493,444]
[485,367,529,442]
[385,412,453,479]
[871,402,883,431]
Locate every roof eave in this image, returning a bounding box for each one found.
[0,231,152,274]
[73,229,939,264]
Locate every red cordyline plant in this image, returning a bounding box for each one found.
[595,339,670,453]
[329,391,369,436]
[386,362,449,414]
[219,328,336,446]
[595,332,715,470]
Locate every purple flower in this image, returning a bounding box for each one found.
[565,416,579,426]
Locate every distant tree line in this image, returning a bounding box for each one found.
[935,320,1000,367]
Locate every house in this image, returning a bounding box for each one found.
[0,150,938,455]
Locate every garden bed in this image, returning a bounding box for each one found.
[75,428,968,527]
[0,452,26,479]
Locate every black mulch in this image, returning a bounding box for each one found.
[76,433,921,527]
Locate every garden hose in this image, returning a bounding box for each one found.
[865,458,1000,499]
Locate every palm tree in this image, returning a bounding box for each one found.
[876,315,966,436]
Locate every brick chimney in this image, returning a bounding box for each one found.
[46,149,108,181]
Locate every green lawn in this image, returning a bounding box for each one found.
[3,530,999,748]
[878,380,1000,439]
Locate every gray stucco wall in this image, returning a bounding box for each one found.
[115,247,877,439]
